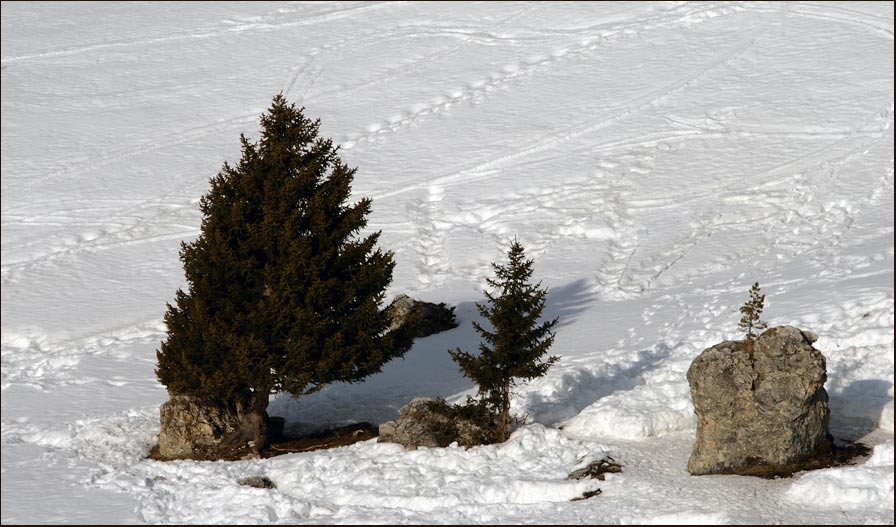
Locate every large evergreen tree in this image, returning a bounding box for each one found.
[449,240,559,442]
[156,94,413,456]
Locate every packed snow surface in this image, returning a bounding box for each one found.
[2,1,893,524]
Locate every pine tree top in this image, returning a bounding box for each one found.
[453,239,559,391]
[484,239,536,299]
[738,281,768,341]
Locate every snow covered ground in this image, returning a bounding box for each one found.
[2,1,893,523]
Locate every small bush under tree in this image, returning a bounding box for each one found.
[421,397,497,447]
[449,239,559,442]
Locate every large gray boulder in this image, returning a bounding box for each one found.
[385,294,458,338]
[687,326,830,476]
[378,397,492,449]
[157,395,240,460]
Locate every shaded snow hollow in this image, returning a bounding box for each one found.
[2,1,893,524]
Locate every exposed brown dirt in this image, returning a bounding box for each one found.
[733,436,871,479]
[147,421,379,461]
[262,422,378,458]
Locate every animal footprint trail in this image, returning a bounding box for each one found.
[369,38,755,203]
[340,3,733,152]
[412,185,452,287]
[341,53,558,151]
[589,156,657,300]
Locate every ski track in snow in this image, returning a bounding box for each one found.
[1,319,166,390]
[1,1,893,524]
[364,40,757,195]
[0,2,407,65]
[2,3,758,290]
[336,2,752,151]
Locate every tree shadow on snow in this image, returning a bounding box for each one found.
[268,300,483,435]
[543,277,597,329]
[828,378,893,442]
[521,343,675,427]
[268,278,605,436]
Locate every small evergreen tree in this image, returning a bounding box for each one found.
[449,239,559,442]
[738,282,768,340]
[156,94,413,456]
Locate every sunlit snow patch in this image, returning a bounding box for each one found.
[637,510,733,525]
[561,381,695,441]
[123,425,612,523]
[785,440,895,511]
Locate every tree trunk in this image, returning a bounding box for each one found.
[498,381,511,442]
[216,390,271,458]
